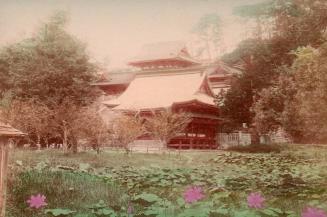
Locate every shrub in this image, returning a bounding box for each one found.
[226,143,282,153]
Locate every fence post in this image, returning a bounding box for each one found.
[0,138,9,217]
[238,131,241,146]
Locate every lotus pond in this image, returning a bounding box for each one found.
[6,145,327,217]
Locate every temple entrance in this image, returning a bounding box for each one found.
[168,118,218,149]
[168,101,219,149]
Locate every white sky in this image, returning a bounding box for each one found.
[0,0,267,69]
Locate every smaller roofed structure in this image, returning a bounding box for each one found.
[93,70,136,95]
[0,122,25,217]
[0,122,26,137]
[205,61,242,95]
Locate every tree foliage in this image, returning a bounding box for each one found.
[0,91,14,122]
[192,13,222,59]
[0,11,103,151]
[220,38,283,130]
[4,99,53,146]
[252,75,298,135]
[112,114,145,153]
[0,11,99,107]
[50,99,81,151]
[220,0,327,134]
[72,105,111,153]
[291,44,327,142]
[145,110,191,147]
[253,43,327,143]
[233,1,274,18]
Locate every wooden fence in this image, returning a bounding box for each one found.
[217,132,251,148]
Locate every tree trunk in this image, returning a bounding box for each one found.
[124,145,130,155]
[71,136,78,154]
[61,120,70,152]
[36,134,41,150]
[251,127,260,145]
[96,136,101,154]
[72,142,78,154]
[160,140,167,154]
[63,126,68,152]
[45,137,49,148]
[0,138,9,217]
[205,39,212,61]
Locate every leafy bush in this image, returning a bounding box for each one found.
[226,144,282,153]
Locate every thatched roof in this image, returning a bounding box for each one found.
[0,122,26,137]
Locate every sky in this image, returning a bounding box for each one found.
[0,0,267,69]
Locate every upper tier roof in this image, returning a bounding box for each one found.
[128,41,200,67]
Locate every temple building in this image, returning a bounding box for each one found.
[96,41,241,149]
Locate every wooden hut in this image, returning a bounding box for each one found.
[0,122,25,217]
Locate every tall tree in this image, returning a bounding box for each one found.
[253,43,327,143]
[252,74,299,136]
[112,114,145,154]
[192,13,222,60]
[5,99,53,147]
[0,11,99,107]
[289,44,327,142]
[220,38,283,130]
[145,110,191,148]
[0,12,101,150]
[72,105,111,154]
[0,91,13,123]
[220,0,327,131]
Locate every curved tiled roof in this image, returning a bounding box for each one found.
[96,71,136,85]
[103,71,215,111]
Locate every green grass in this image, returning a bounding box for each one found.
[7,171,125,217]
[9,148,225,169]
[5,144,327,217]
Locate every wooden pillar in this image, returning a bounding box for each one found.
[0,137,9,217]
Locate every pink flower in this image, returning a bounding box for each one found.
[247,192,265,209]
[183,186,204,204]
[27,194,47,209]
[302,207,327,217]
[127,202,133,215]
